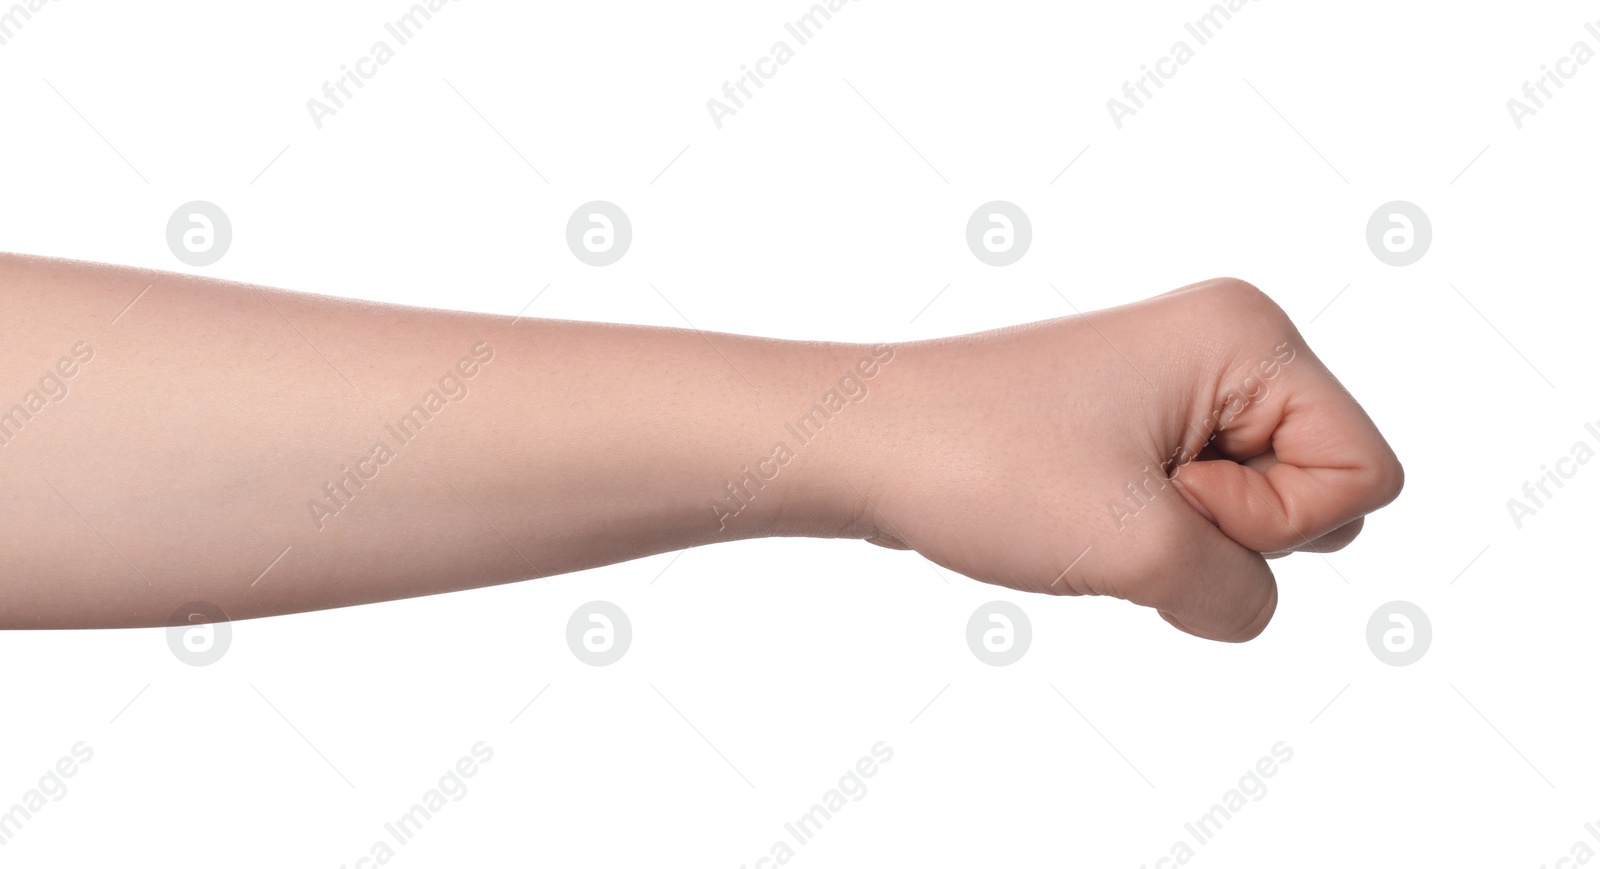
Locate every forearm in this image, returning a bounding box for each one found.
[0,253,886,628]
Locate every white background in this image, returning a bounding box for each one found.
[2,0,1598,865]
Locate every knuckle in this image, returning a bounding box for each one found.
[1375,452,1406,506]
[1204,276,1272,310]
[1193,277,1296,335]
[1219,584,1278,643]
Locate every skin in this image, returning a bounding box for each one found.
[0,254,1402,640]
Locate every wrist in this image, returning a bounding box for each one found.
[720,339,903,542]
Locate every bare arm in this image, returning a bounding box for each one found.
[0,252,877,628]
[1,255,1401,640]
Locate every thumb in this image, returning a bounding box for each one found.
[1171,343,1405,554]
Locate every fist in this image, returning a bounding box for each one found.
[856,278,1404,642]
